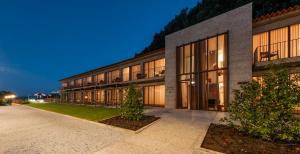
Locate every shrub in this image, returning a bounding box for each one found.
[120,85,144,121]
[223,65,300,142]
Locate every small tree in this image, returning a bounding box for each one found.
[224,65,300,142]
[120,85,144,121]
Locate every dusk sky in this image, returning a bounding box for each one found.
[0,0,199,96]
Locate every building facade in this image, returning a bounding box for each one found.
[60,49,165,107]
[60,3,300,113]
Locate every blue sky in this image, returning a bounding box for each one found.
[0,0,199,96]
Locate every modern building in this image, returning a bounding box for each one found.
[60,3,300,113]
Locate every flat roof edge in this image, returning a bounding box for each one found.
[59,48,165,81]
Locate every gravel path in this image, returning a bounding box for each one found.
[0,106,130,154]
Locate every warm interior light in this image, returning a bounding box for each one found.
[4,94,16,99]
[218,53,224,67]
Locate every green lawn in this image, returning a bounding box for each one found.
[26,103,120,121]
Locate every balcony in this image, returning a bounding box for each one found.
[253,38,300,67]
[144,66,165,78]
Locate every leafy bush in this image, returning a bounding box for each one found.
[223,65,300,142]
[120,85,144,121]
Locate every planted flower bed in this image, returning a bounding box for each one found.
[203,66,300,153]
[202,124,300,154]
[100,85,159,131]
[99,115,159,131]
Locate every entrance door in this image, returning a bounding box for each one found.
[179,81,189,108]
[178,80,197,109]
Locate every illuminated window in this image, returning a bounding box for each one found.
[96,73,105,83]
[75,79,82,86]
[62,82,68,88]
[270,27,288,59]
[290,24,300,57]
[144,58,165,78]
[252,24,300,62]
[70,81,74,87]
[131,65,141,80]
[177,34,227,111]
[106,89,121,105]
[154,59,165,77]
[143,85,165,106]
[122,67,130,81]
[107,70,120,83]
[87,76,92,84]
[253,32,269,62]
[144,61,155,78]
[95,89,105,104]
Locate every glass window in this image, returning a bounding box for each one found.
[290,24,300,57]
[184,44,191,73]
[76,79,82,86]
[106,89,121,105]
[112,70,120,81]
[87,76,92,84]
[253,32,269,61]
[85,91,92,102]
[144,58,165,79]
[62,82,67,88]
[144,61,154,78]
[155,58,165,77]
[270,27,288,59]
[122,67,130,81]
[200,40,207,71]
[75,91,82,102]
[208,37,217,70]
[96,73,105,83]
[218,35,226,68]
[70,81,74,86]
[143,85,165,106]
[131,65,141,80]
[107,72,112,83]
[108,70,120,83]
[177,33,227,111]
[95,89,105,104]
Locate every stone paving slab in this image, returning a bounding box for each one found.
[0,106,130,154]
[0,106,225,154]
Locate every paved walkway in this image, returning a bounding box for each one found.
[0,106,225,154]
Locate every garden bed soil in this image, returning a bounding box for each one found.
[201,124,300,154]
[99,115,159,131]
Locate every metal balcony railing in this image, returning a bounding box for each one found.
[254,38,300,63]
[144,66,165,78]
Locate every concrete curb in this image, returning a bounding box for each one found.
[135,117,161,134]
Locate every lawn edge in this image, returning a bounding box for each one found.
[22,104,134,133]
[24,104,162,134]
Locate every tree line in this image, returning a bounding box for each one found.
[139,0,300,55]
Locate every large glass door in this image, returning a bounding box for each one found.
[199,34,227,111]
[177,33,228,111]
[177,43,197,109]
